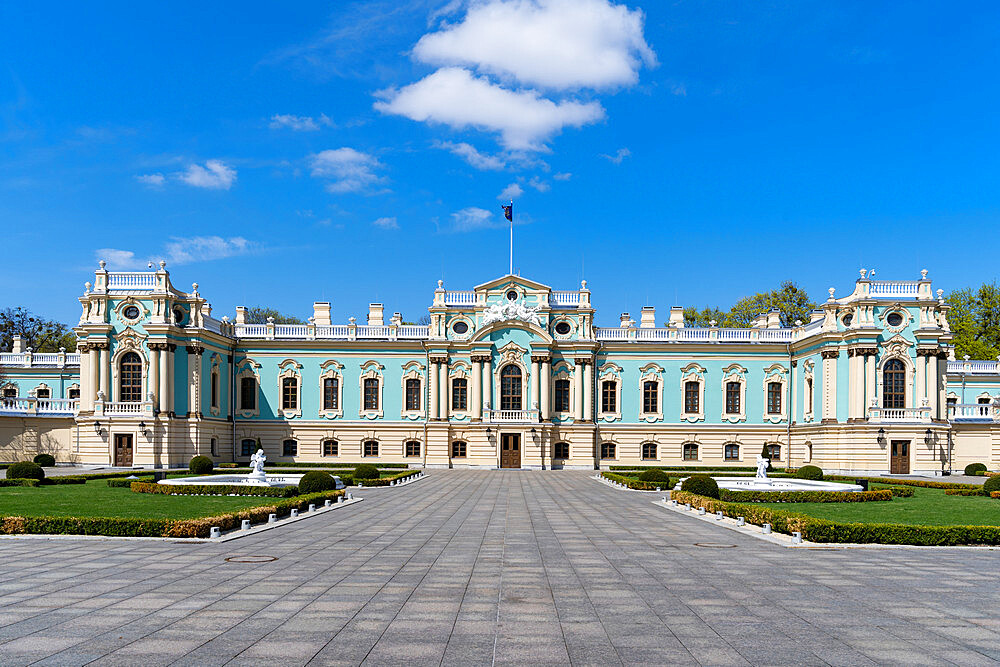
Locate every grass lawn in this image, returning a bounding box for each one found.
[0,482,282,520]
[755,485,1000,526]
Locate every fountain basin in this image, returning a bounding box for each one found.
[159,474,345,489]
[675,477,864,493]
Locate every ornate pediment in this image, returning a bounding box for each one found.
[482,300,542,327]
[113,327,146,352]
[497,341,528,364]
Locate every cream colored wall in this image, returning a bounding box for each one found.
[0,417,78,463]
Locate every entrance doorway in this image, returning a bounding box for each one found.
[500,433,521,468]
[889,440,910,474]
[114,434,134,467]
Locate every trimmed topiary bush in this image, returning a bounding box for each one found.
[983,475,1000,494]
[353,464,379,480]
[8,461,44,481]
[32,453,55,467]
[298,471,337,494]
[795,465,824,481]
[965,463,988,476]
[638,468,671,484]
[680,474,719,499]
[189,455,214,474]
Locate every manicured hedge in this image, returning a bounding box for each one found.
[680,474,720,499]
[879,485,915,498]
[107,477,154,488]
[718,489,893,503]
[984,476,1000,494]
[965,463,988,476]
[945,488,988,497]
[600,472,672,490]
[671,490,1000,545]
[991,491,1000,499]
[298,471,337,494]
[189,455,214,474]
[610,465,788,473]
[130,482,299,497]
[8,462,44,481]
[262,461,410,468]
[0,479,40,487]
[828,476,979,490]
[41,476,86,485]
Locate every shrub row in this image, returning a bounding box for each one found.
[0,477,87,488]
[670,490,1000,545]
[262,461,410,469]
[130,482,300,497]
[992,491,1000,499]
[41,477,86,485]
[876,485,915,498]
[944,488,989,497]
[827,476,979,490]
[0,489,347,538]
[718,489,894,503]
[600,472,672,490]
[0,479,40,487]
[107,477,154,487]
[609,465,787,473]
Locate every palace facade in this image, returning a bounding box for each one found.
[2,263,999,474]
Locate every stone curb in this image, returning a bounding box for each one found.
[591,474,668,494]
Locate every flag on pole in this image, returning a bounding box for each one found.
[502,202,513,221]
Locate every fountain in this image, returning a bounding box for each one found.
[675,456,863,493]
[158,449,344,489]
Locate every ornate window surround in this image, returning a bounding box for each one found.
[598,362,622,422]
[640,441,658,461]
[762,363,788,423]
[720,363,746,423]
[318,360,344,419]
[879,303,912,333]
[550,316,577,340]
[359,360,384,420]
[277,359,302,419]
[1,382,17,397]
[494,342,528,412]
[449,361,471,419]
[679,362,705,423]
[400,360,425,420]
[235,359,261,418]
[639,363,664,423]
[448,315,474,341]
[67,382,80,399]
[551,361,574,418]
[111,328,149,402]
[113,297,150,326]
[30,382,51,398]
[802,360,815,423]
[208,353,222,416]
[681,441,700,462]
[876,336,915,409]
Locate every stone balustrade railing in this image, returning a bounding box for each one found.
[948,403,1000,422]
[234,323,431,340]
[947,360,999,375]
[0,352,81,367]
[486,409,541,423]
[867,406,932,423]
[0,397,79,415]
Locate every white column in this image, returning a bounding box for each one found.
[163,345,174,415]
[530,357,539,413]
[150,347,160,410]
[439,360,448,420]
[583,361,593,421]
[927,353,940,419]
[471,358,482,420]
[916,351,927,409]
[574,361,584,421]
[821,351,837,421]
[540,359,550,420]
[847,352,860,419]
[482,356,492,415]
[866,352,876,412]
[429,361,439,420]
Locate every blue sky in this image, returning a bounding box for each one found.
[3,1,1000,327]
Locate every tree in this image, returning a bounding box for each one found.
[946,283,1000,360]
[682,306,729,328]
[671,282,816,329]
[244,307,305,325]
[0,307,76,352]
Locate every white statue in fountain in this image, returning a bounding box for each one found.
[755,455,770,481]
[248,448,267,483]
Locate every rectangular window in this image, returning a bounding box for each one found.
[554,442,570,459]
[641,442,657,460]
[1,387,16,398]
[35,388,50,399]
[363,440,378,457]
[281,377,297,410]
[451,441,467,458]
[600,442,616,459]
[405,378,421,411]
[767,382,782,415]
[363,378,379,411]
[452,378,468,411]
[240,439,256,456]
[323,377,339,410]
[724,443,740,461]
[240,377,256,410]
[322,439,338,457]
[405,440,421,457]
[68,388,80,399]
[282,439,297,456]
[684,381,699,414]
[209,372,217,409]
[683,443,698,461]
[725,381,740,414]
[642,381,657,414]
[554,379,571,412]
[601,380,616,413]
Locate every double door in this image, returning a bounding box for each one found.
[500,433,521,468]
[889,440,910,474]
[114,434,134,467]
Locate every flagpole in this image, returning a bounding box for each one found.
[508,199,513,275]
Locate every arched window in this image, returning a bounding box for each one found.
[323,439,338,456]
[363,440,379,457]
[119,352,142,402]
[883,359,905,409]
[405,440,420,457]
[500,365,522,410]
[553,442,570,459]
[682,443,698,461]
[641,442,657,460]
[766,443,781,460]
[281,377,298,410]
[724,443,740,461]
[642,381,658,414]
[282,439,297,456]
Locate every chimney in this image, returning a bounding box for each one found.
[668,306,685,328]
[368,303,384,327]
[313,302,331,326]
[391,312,403,326]
[766,308,781,329]
[752,312,768,328]
[619,312,631,328]
[11,335,24,353]
[235,307,246,324]
[809,309,823,323]
[640,306,656,329]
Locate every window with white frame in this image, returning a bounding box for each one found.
[761,364,788,422]
[721,364,747,423]
[319,360,344,419]
[405,378,421,411]
[282,439,297,456]
[363,439,379,457]
[553,442,570,459]
[551,363,573,415]
[641,442,657,460]
[405,440,421,457]
[554,378,571,412]
[34,386,51,399]
[323,439,338,456]
[600,442,616,459]
[452,378,468,411]
[277,360,302,418]
[359,361,384,418]
[451,441,467,458]
[679,363,705,422]
[639,361,665,422]
[240,438,256,457]
[119,351,143,402]
[724,443,740,461]
[400,361,425,420]
[682,442,699,461]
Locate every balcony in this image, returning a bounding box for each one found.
[0,397,79,416]
[867,406,932,423]
[94,401,154,417]
[949,403,1000,423]
[947,359,999,375]
[0,352,80,367]
[485,409,540,423]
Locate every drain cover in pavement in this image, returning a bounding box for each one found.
[225,555,279,563]
[693,543,737,548]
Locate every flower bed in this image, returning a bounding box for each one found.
[718,489,893,503]
[600,471,672,490]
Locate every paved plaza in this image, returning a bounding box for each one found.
[0,471,997,665]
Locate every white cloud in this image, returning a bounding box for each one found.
[309,148,386,194]
[553,172,571,181]
[269,113,334,131]
[433,140,506,170]
[498,183,523,200]
[376,67,603,151]
[601,147,631,164]
[135,173,165,187]
[671,83,687,97]
[528,176,549,192]
[373,216,399,229]
[97,236,254,269]
[413,0,656,91]
[447,206,496,232]
[176,160,237,189]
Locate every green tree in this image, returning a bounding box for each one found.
[0,307,76,352]
[244,307,305,325]
[728,281,815,328]
[946,283,1000,359]
[681,306,729,327]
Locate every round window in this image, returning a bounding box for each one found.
[452,321,469,334]
[886,312,903,327]
[122,305,140,320]
[554,321,571,335]
[842,313,853,327]
[506,290,519,301]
